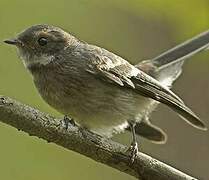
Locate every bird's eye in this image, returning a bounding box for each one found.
[38,37,48,46]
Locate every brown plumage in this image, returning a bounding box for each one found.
[4,25,208,147]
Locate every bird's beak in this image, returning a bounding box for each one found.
[4,38,23,46]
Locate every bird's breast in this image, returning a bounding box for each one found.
[31,64,152,137]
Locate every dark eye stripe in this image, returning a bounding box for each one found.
[38,37,48,46]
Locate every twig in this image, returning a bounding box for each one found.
[0,95,198,180]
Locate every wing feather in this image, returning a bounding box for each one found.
[85,45,206,130]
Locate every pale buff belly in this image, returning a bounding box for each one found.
[33,73,155,137]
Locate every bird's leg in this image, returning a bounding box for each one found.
[128,121,139,162]
[60,115,76,130]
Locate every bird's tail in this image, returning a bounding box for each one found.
[127,121,167,143]
[136,30,209,87]
[132,30,209,142]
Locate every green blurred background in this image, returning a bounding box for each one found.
[0,0,209,179]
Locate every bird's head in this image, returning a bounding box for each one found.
[4,24,77,68]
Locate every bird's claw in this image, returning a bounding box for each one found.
[127,141,139,163]
[60,115,76,130]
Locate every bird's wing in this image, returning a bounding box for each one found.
[85,47,206,130]
[131,69,206,130]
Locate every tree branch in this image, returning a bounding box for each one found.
[0,95,198,180]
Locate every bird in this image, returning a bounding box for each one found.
[4,24,208,161]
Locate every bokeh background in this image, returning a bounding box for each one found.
[0,0,209,179]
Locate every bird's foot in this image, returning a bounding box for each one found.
[60,115,76,130]
[127,141,139,163]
